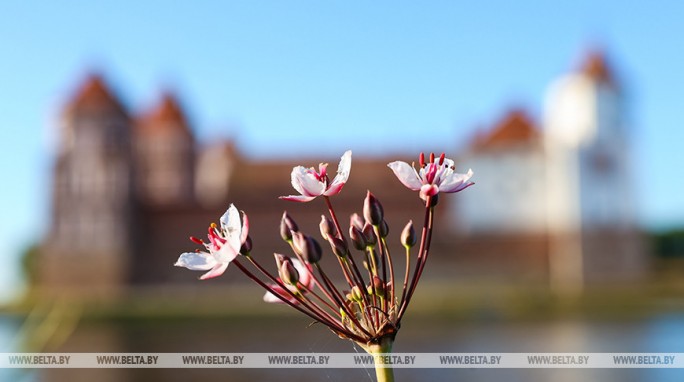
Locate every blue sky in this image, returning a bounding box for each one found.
[1,1,684,299]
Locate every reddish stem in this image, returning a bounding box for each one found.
[396,195,434,322]
[233,258,363,342]
[243,256,347,335]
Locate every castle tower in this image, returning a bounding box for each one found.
[195,140,237,208]
[544,50,644,290]
[41,73,135,294]
[135,92,195,205]
[449,109,551,280]
[544,50,633,231]
[456,109,547,234]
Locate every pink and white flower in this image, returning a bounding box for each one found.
[175,204,249,280]
[280,150,352,202]
[263,258,315,304]
[388,152,474,200]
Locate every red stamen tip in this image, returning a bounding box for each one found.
[419,152,425,167]
[190,236,204,245]
[439,153,445,165]
[429,152,435,163]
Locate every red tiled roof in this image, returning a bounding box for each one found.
[137,92,192,136]
[580,49,614,85]
[65,73,127,116]
[471,109,540,150]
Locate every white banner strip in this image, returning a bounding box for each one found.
[1,353,682,368]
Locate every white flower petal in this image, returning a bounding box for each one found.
[279,194,318,202]
[323,182,344,196]
[220,204,243,252]
[199,262,229,280]
[325,150,351,196]
[291,167,325,197]
[263,290,284,303]
[388,161,422,191]
[433,158,455,184]
[175,252,217,271]
[263,284,287,303]
[290,166,310,196]
[219,204,238,230]
[263,284,301,304]
[439,169,474,193]
[292,259,313,288]
[215,241,240,263]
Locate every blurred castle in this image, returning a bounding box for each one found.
[456,51,644,291]
[37,50,646,296]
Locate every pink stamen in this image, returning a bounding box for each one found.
[318,163,327,180]
[207,226,226,249]
[312,163,328,182]
[207,230,219,249]
[425,163,438,184]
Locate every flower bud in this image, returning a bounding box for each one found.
[362,223,376,246]
[340,300,354,321]
[350,213,364,231]
[340,307,347,321]
[363,191,384,226]
[401,220,416,248]
[280,211,299,242]
[319,215,337,240]
[378,220,389,238]
[292,232,322,263]
[274,253,287,269]
[240,235,253,254]
[350,285,363,302]
[279,257,299,286]
[328,236,349,258]
[349,226,366,250]
[369,276,385,297]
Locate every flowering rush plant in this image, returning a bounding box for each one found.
[175,150,473,382]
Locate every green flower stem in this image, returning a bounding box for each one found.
[367,247,379,277]
[379,236,395,309]
[365,336,395,382]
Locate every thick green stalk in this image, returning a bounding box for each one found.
[364,336,395,382]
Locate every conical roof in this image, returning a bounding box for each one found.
[472,109,540,150]
[64,73,127,116]
[137,91,192,137]
[580,49,615,85]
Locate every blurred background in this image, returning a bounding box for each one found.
[2,1,684,381]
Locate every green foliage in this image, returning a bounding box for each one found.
[20,242,40,286]
[652,229,684,258]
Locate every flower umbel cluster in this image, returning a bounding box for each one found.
[175,150,473,381]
